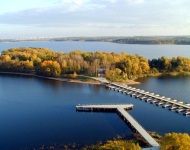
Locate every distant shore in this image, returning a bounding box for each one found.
[1,35,190,45]
[0,71,140,85]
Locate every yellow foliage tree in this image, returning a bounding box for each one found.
[84,140,141,150]
[69,72,77,79]
[160,133,190,150]
[106,68,127,82]
[37,60,61,77]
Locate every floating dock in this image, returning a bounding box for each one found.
[76,104,160,150]
[76,104,133,111]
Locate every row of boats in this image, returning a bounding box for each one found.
[106,83,190,116]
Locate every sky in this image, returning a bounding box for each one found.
[0,0,190,38]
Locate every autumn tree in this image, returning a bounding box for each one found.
[149,56,190,73]
[36,60,61,77]
[99,140,141,150]
[89,59,100,76]
[1,47,190,80]
[105,68,127,82]
[83,140,141,150]
[160,133,190,150]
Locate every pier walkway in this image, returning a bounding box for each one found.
[107,83,190,116]
[81,77,190,116]
[117,108,159,150]
[91,77,109,84]
[76,104,133,111]
[76,104,160,150]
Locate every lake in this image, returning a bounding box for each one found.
[1,74,190,150]
[1,41,190,59]
[0,41,190,149]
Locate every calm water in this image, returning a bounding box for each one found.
[1,74,190,150]
[0,41,190,59]
[134,76,190,103]
[0,74,132,150]
[0,41,190,149]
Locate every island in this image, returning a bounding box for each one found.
[0,47,190,84]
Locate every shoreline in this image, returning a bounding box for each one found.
[0,71,141,85]
[0,72,101,85]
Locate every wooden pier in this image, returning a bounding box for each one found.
[76,104,133,111]
[76,104,160,150]
[117,108,159,150]
[106,83,190,116]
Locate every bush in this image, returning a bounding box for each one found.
[69,72,77,79]
[160,133,190,150]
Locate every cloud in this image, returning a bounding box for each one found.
[0,1,110,26]
[60,0,85,12]
[58,0,106,12]
[1,0,190,38]
[62,0,84,5]
[127,0,144,5]
[106,0,118,3]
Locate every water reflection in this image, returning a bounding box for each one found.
[36,78,63,91]
[0,75,132,150]
[135,76,190,103]
[1,74,190,150]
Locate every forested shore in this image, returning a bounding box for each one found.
[28,132,190,150]
[0,47,190,82]
[2,36,190,45]
[1,48,190,149]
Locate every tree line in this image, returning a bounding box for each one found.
[113,36,190,45]
[0,47,190,81]
[84,132,190,150]
[149,56,190,73]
